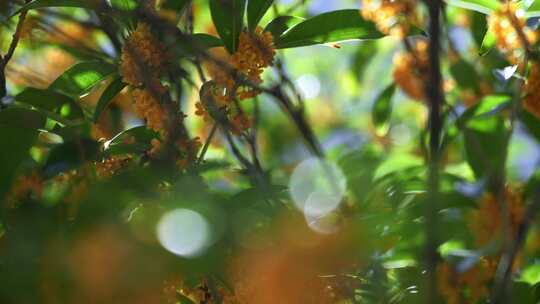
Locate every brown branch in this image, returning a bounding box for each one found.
[422,0,444,303]
[489,10,533,302]
[491,185,540,303]
[3,10,27,66]
[1,4,28,101]
[196,123,218,165]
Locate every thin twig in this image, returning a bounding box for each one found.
[1,3,28,101]
[3,10,27,65]
[197,123,218,164]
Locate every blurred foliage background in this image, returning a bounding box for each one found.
[3,0,540,303]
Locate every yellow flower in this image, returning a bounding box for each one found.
[361,0,419,38]
[120,22,166,86]
[176,137,202,169]
[231,113,252,135]
[204,26,276,104]
[524,63,540,118]
[199,27,275,135]
[195,101,211,121]
[437,258,496,304]
[487,2,537,63]
[204,47,237,105]
[148,138,162,158]
[5,171,43,208]
[95,156,132,179]
[436,263,461,304]
[468,186,525,247]
[231,27,276,87]
[131,82,168,133]
[392,39,429,101]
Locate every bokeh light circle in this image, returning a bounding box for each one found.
[289,157,346,217]
[296,74,321,100]
[303,190,342,217]
[156,209,211,258]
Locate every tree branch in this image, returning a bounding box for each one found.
[422,0,444,302]
[1,5,28,101]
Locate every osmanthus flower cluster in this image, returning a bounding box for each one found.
[4,154,134,211]
[392,39,429,101]
[95,156,133,180]
[487,2,537,64]
[119,21,201,169]
[120,22,168,134]
[524,63,540,118]
[196,26,276,134]
[468,186,525,248]
[5,171,44,208]
[131,81,169,133]
[437,186,525,303]
[392,38,457,103]
[437,257,497,304]
[360,0,420,38]
[486,2,540,134]
[176,136,203,169]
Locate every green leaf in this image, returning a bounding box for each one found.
[510,282,536,303]
[520,109,540,143]
[209,0,247,53]
[275,9,384,49]
[0,128,40,199]
[103,126,158,156]
[13,0,99,14]
[374,154,423,180]
[0,108,47,198]
[176,291,197,304]
[338,145,382,202]
[351,40,378,80]
[191,33,224,49]
[479,30,496,56]
[247,0,274,31]
[471,11,488,48]
[44,139,100,176]
[49,61,116,98]
[196,160,230,172]
[55,43,107,61]
[450,59,479,91]
[50,124,86,142]
[108,0,138,11]
[264,15,304,39]
[456,95,511,129]
[175,34,224,57]
[526,0,540,17]
[445,0,499,14]
[521,263,540,285]
[462,96,509,179]
[93,77,126,123]
[162,0,190,11]
[372,84,395,135]
[15,87,83,120]
[106,126,157,147]
[0,107,47,130]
